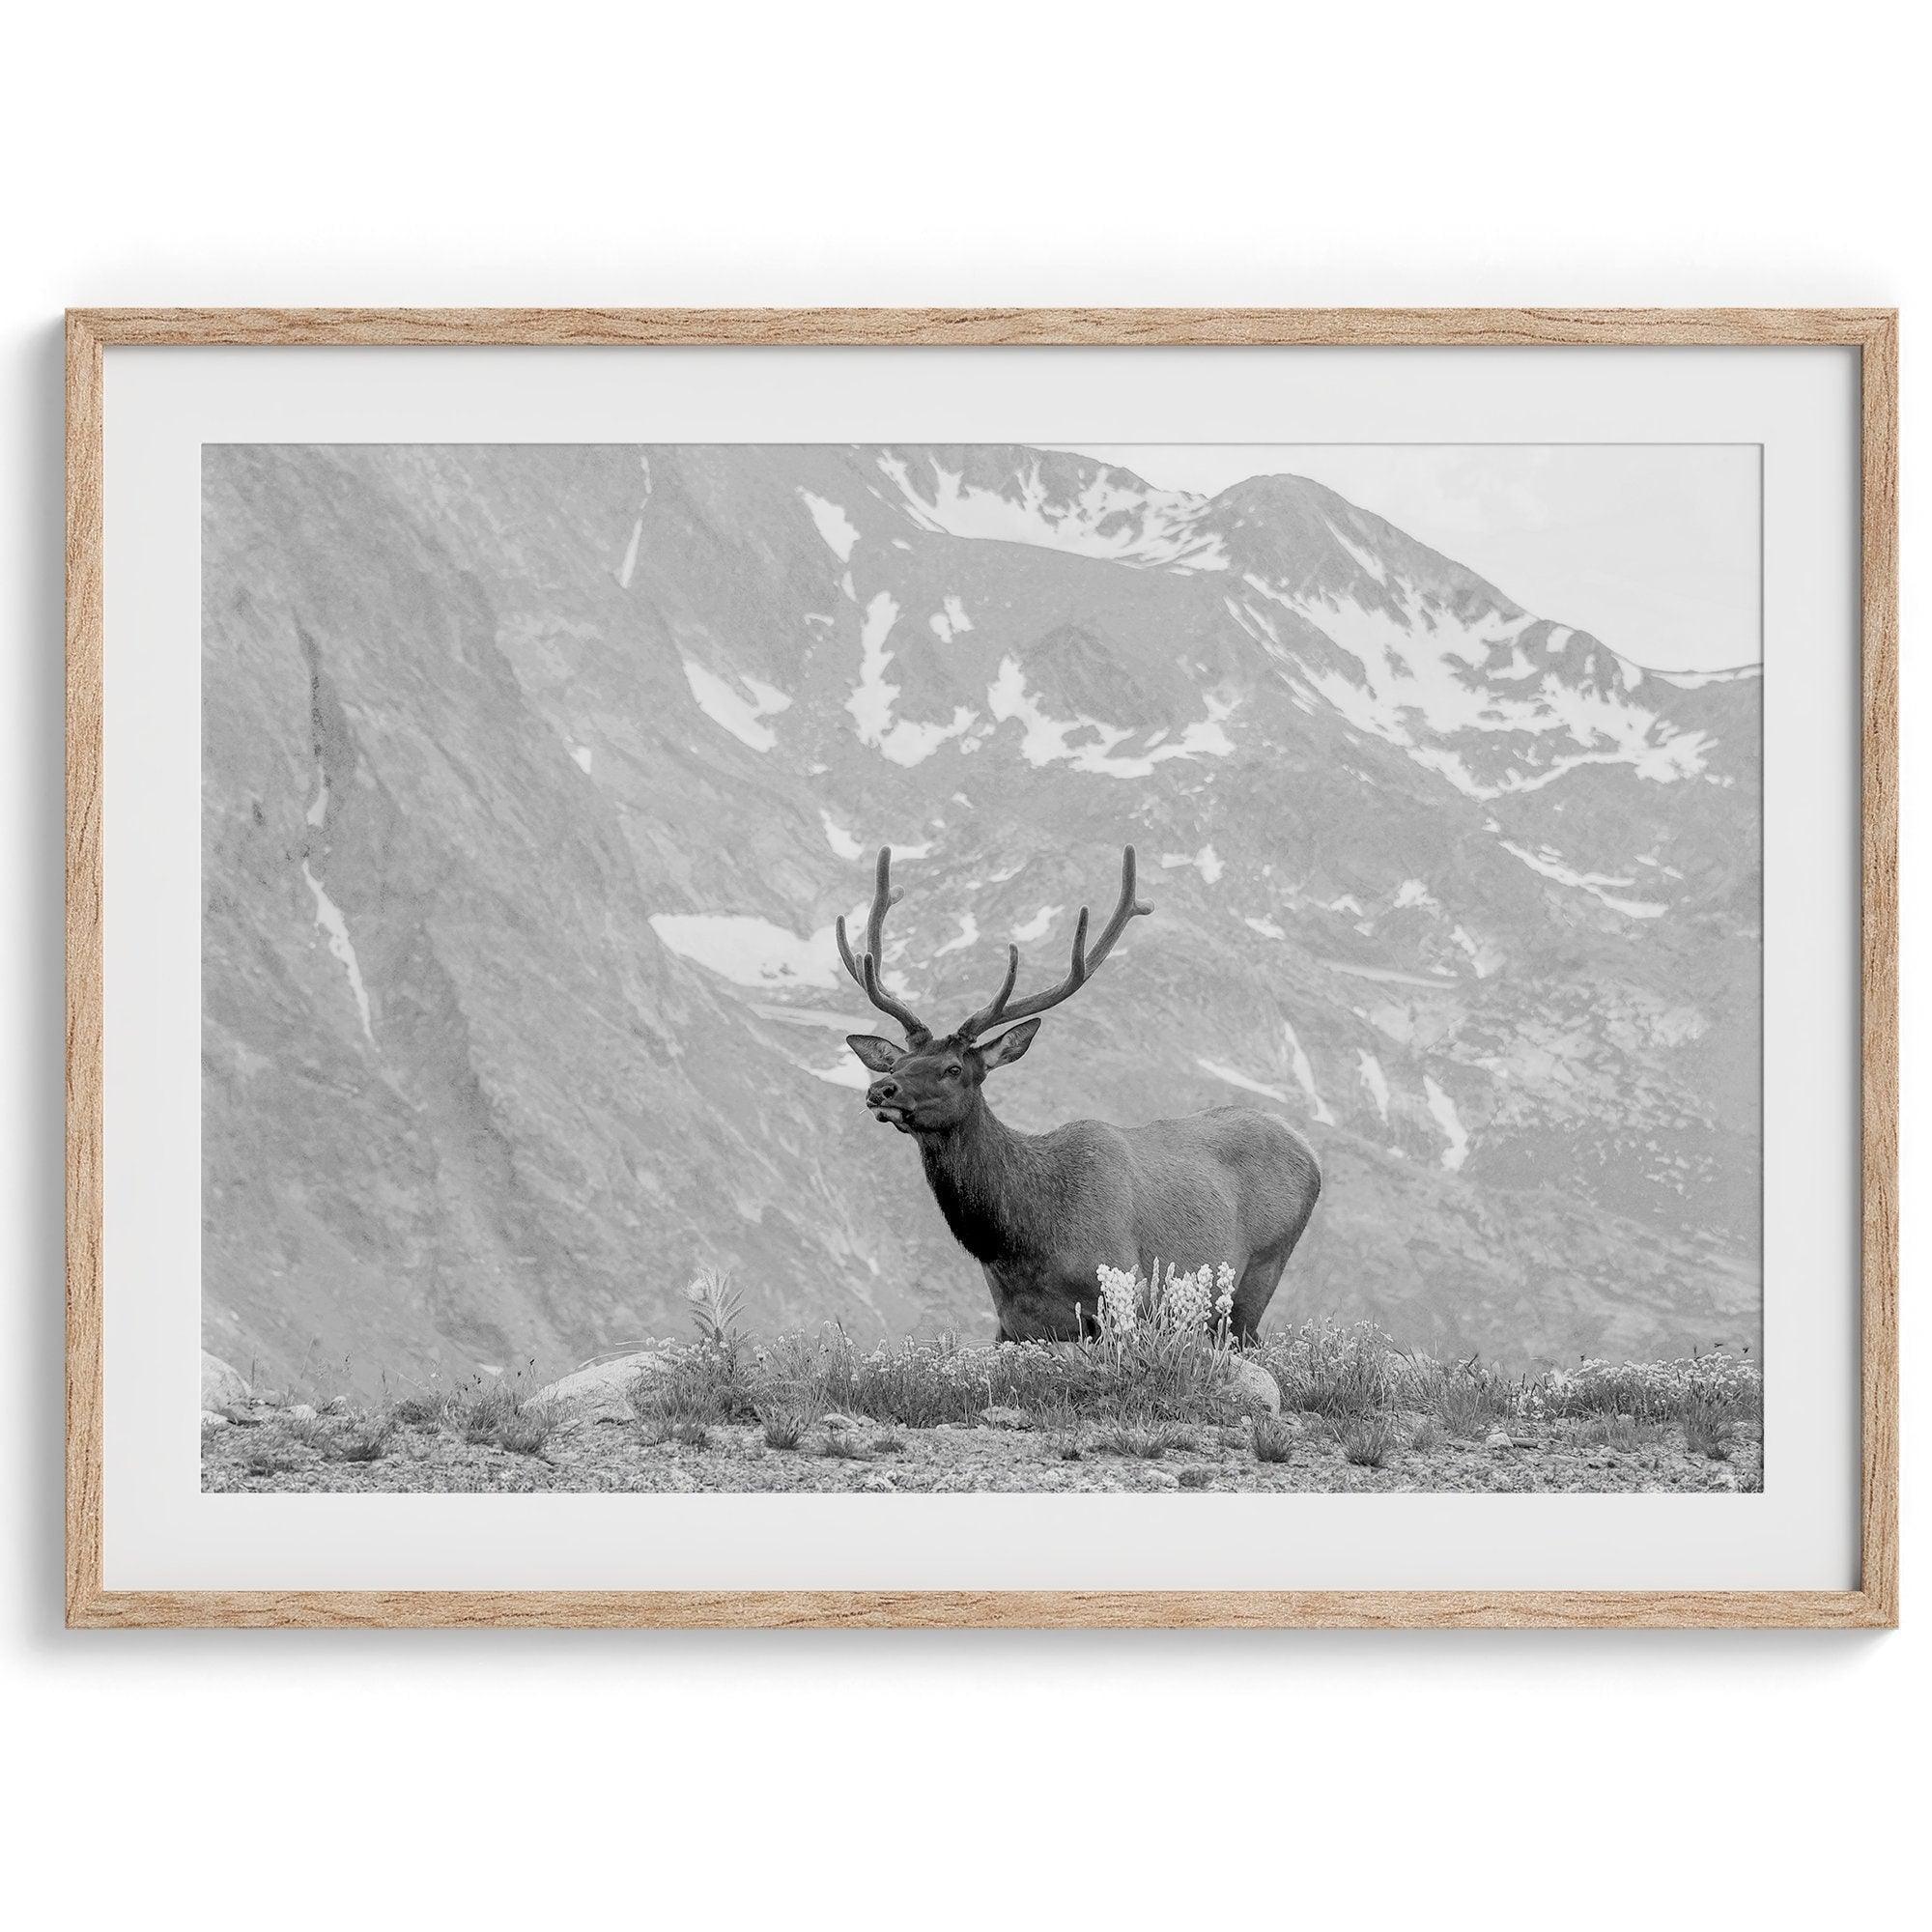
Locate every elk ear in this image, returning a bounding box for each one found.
[845,1034,903,1074]
[977,1017,1040,1070]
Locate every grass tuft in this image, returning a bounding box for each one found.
[335,1418,394,1463]
[1251,1415,1296,1463]
[757,1402,809,1451]
[1094,1418,1191,1461]
[1683,1391,1734,1461]
[1339,1415,1397,1468]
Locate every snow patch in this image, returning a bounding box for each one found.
[1282,1020,1334,1123]
[615,518,642,590]
[1324,518,1389,584]
[1243,569,1711,800]
[1012,904,1059,942]
[1356,1050,1391,1124]
[1655,664,1761,690]
[1451,925,1500,977]
[1423,1074,1470,1171]
[1244,915,1285,940]
[1197,1059,1293,1105]
[683,660,791,753]
[650,913,841,989]
[987,659,1236,777]
[1499,840,1668,919]
[799,491,861,562]
[820,811,865,861]
[848,590,980,766]
[928,595,974,641]
[932,914,979,958]
[302,863,374,1042]
[879,452,1230,572]
[571,745,593,774]
[1160,843,1224,884]
[808,1056,873,1091]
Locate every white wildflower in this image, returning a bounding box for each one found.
[1213,1263,1236,1329]
[1095,1264,1139,1339]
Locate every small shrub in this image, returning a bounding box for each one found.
[1259,1320,1400,1418]
[1339,1416,1396,1468]
[1252,1415,1296,1463]
[495,1400,557,1457]
[1406,1414,1444,1454]
[1094,1418,1189,1461]
[672,1418,712,1450]
[685,1266,746,1351]
[758,1403,809,1451]
[632,1352,733,1442]
[1580,1412,1642,1453]
[1176,1465,1214,1490]
[1034,1390,1084,1462]
[1683,1392,1733,1461]
[335,1418,393,1463]
[244,1449,299,1478]
[819,1433,871,1462]
[389,1393,448,1427]
[1533,1350,1762,1425]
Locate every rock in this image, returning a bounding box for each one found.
[286,1403,318,1422]
[1486,1428,1516,1449]
[534,1350,667,1424]
[1222,1355,1282,1417]
[200,1410,229,1429]
[822,1410,874,1434]
[201,1350,250,1414]
[1145,1468,1180,1489]
[860,1472,897,1492]
[979,1405,1028,1429]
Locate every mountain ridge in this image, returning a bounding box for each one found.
[201,442,1761,1395]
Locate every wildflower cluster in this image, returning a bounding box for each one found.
[1093,1260,1238,1344]
[1161,1264,1212,1333]
[1528,1350,1762,1422]
[1095,1264,1141,1339]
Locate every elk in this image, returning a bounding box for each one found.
[839,845,1321,1343]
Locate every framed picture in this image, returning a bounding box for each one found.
[66,307,1897,1629]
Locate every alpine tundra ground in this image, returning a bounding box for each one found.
[201,1313,1763,1496]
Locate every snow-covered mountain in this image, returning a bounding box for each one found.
[201,443,1761,1393]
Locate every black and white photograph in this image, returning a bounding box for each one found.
[199,439,1766,1495]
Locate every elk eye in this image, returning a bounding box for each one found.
[943,1065,961,1078]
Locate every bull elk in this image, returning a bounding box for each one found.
[840,846,1321,1343]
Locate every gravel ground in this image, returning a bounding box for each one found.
[203,1408,1763,1494]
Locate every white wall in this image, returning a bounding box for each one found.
[2,3,1920,1923]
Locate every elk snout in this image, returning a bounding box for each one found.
[866,1076,914,1130]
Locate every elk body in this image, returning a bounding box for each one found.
[840,847,1321,1343]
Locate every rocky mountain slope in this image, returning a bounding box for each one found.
[202,442,1760,1393]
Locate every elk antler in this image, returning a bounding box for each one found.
[836,847,930,1042]
[956,845,1152,1040]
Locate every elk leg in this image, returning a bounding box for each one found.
[1231,1244,1293,1344]
[981,1264,1019,1346]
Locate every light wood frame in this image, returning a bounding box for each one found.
[65,307,1899,1630]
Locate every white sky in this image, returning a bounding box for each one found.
[1047,444,1761,672]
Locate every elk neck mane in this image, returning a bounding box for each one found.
[915,1096,1057,1267]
